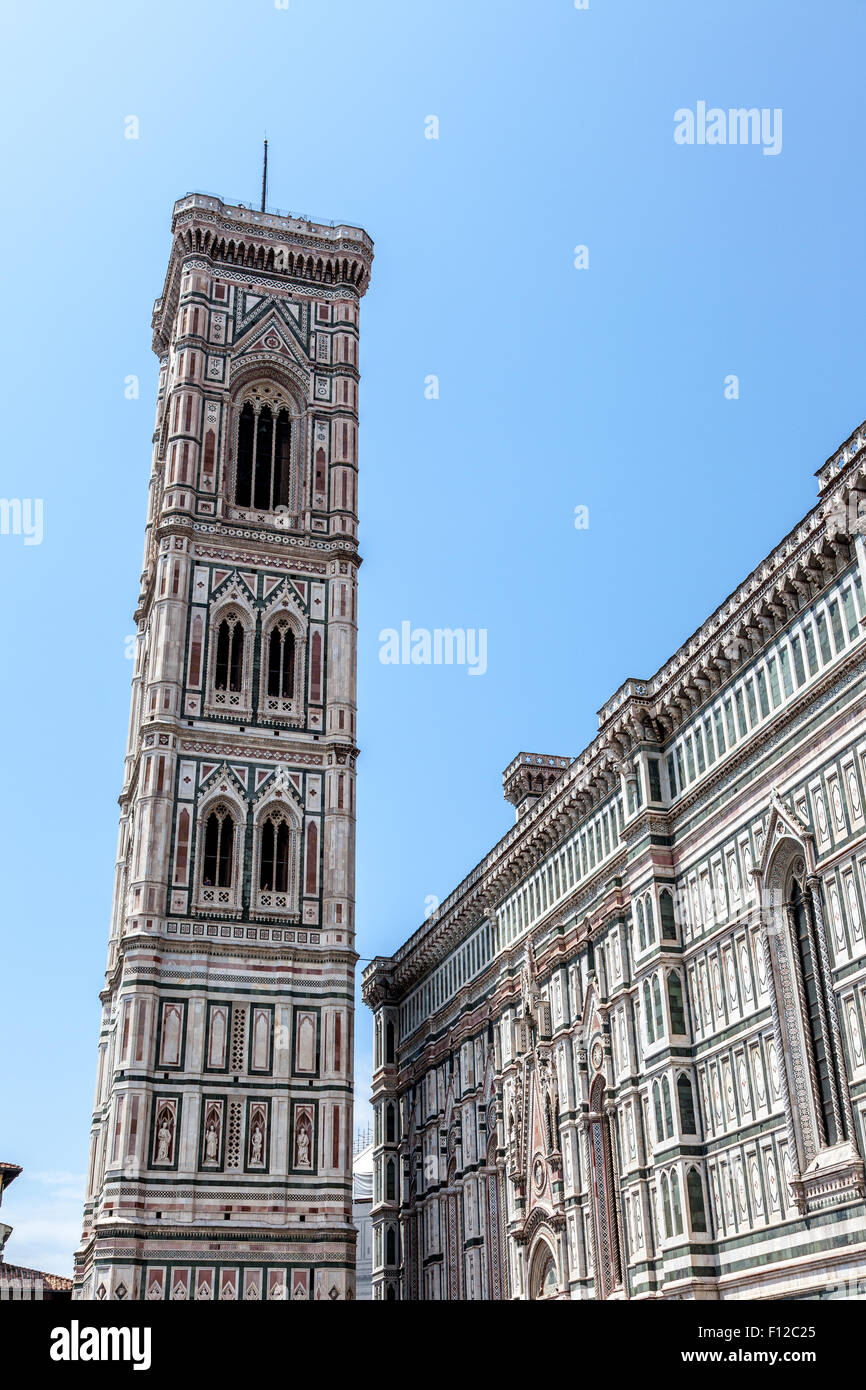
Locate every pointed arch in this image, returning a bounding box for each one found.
[527,1235,559,1300]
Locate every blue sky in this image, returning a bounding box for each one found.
[1,0,865,1276]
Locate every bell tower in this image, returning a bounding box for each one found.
[74,192,373,1302]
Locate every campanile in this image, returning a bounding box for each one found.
[74,192,373,1301]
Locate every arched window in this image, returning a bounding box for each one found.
[677,1075,697,1134]
[385,1226,397,1266]
[645,895,655,944]
[386,1103,396,1143]
[267,621,295,698]
[662,1077,673,1137]
[386,1158,396,1202]
[790,877,838,1146]
[660,888,677,940]
[687,1167,708,1233]
[653,1081,664,1143]
[385,1021,395,1065]
[661,1173,672,1238]
[670,1169,683,1234]
[668,971,686,1035]
[235,400,291,511]
[643,981,654,1043]
[636,900,646,951]
[259,810,290,892]
[214,615,244,693]
[652,976,664,1037]
[203,805,234,887]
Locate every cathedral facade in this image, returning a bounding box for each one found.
[74,193,372,1301]
[363,422,866,1300]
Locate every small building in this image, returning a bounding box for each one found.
[0,1162,72,1301]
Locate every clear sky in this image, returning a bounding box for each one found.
[1,0,865,1277]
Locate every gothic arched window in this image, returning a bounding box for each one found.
[660,888,677,940]
[670,1169,684,1235]
[652,976,664,1037]
[203,805,234,888]
[653,1081,663,1143]
[645,895,655,944]
[267,621,295,698]
[235,400,291,511]
[677,1075,697,1134]
[668,971,686,1035]
[791,876,838,1147]
[643,981,654,1043]
[259,811,290,893]
[214,616,244,693]
[662,1077,673,1137]
[661,1173,672,1238]
[636,900,646,951]
[687,1167,707,1233]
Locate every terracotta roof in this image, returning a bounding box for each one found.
[0,1262,73,1291]
[0,1163,22,1199]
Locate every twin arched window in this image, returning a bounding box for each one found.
[654,1073,698,1144]
[208,610,301,716]
[235,401,291,511]
[661,1167,706,1239]
[197,799,303,915]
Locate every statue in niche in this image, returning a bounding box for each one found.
[156,1109,173,1162]
[296,1114,312,1168]
[205,1114,219,1162]
[250,1119,264,1165]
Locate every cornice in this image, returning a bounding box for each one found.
[102,931,358,996]
[153,193,373,353]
